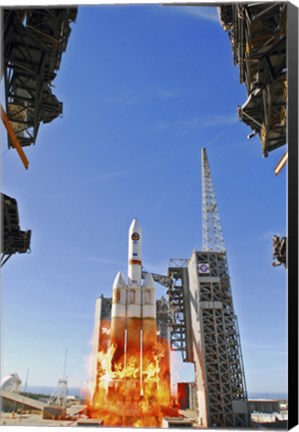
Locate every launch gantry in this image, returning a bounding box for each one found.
[3,8,77,150]
[1,7,77,267]
[155,149,250,428]
[218,3,287,158]
[201,148,225,254]
[1,193,31,267]
[91,150,249,427]
[189,148,249,427]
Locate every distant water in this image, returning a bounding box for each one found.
[21,386,287,401]
[20,385,85,398]
[248,392,288,400]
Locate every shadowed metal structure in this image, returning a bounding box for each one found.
[1,7,77,265]
[272,235,287,267]
[201,148,225,253]
[163,149,250,427]
[187,249,249,427]
[1,193,31,267]
[218,2,287,157]
[190,148,249,427]
[3,8,77,149]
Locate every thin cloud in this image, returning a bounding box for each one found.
[42,193,68,200]
[243,342,274,350]
[157,194,169,211]
[243,341,287,356]
[260,230,284,240]
[248,230,286,244]
[156,114,237,135]
[88,256,124,266]
[63,313,93,319]
[18,191,70,201]
[83,170,128,184]
[246,366,287,375]
[201,114,237,127]
[176,6,220,23]
[105,86,182,106]
[152,87,182,99]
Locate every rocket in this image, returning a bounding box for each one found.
[142,272,157,352]
[110,271,127,367]
[109,218,157,369]
[126,218,142,356]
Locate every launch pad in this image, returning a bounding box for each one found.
[90,295,173,427]
[89,150,251,428]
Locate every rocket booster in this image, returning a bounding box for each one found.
[142,272,157,351]
[110,218,157,366]
[110,271,127,365]
[127,218,142,354]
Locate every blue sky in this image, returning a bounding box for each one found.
[1,4,287,397]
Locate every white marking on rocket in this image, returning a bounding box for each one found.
[110,271,127,363]
[127,218,142,320]
[111,271,127,319]
[142,272,157,319]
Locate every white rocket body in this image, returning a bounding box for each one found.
[110,271,127,365]
[127,218,142,321]
[110,218,157,364]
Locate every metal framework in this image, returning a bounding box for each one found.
[272,235,287,267]
[218,3,287,157]
[190,148,250,427]
[167,260,193,362]
[3,8,77,148]
[48,378,68,408]
[156,297,170,341]
[1,193,31,266]
[142,269,172,289]
[201,148,225,253]
[189,251,249,427]
[99,295,112,321]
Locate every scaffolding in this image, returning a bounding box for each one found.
[3,8,77,148]
[167,260,193,363]
[1,193,31,267]
[218,3,287,157]
[188,250,249,427]
[163,149,250,427]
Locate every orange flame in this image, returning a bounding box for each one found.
[88,331,177,427]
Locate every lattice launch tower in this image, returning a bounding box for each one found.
[201,147,225,253]
[187,148,249,426]
[167,148,250,427]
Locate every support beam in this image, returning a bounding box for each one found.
[1,104,29,169]
[274,150,288,175]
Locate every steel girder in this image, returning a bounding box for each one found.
[219,3,287,157]
[1,193,31,266]
[100,296,112,321]
[3,8,77,148]
[193,251,249,428]
[167,262,194,362]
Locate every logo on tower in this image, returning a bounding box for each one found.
[198,263,210,274]
[131,232,140,241]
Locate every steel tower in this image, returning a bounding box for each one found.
[201,147,225,253]
[187,147,250,427]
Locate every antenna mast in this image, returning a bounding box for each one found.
[201,148,226,252]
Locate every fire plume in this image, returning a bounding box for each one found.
[88,221,180,426]
[88,337,175,427]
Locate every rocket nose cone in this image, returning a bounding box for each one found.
[143,272,156,289]
[129,218,142,235]
[112,271,127,289]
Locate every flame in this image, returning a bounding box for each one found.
[88,334,177,427]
